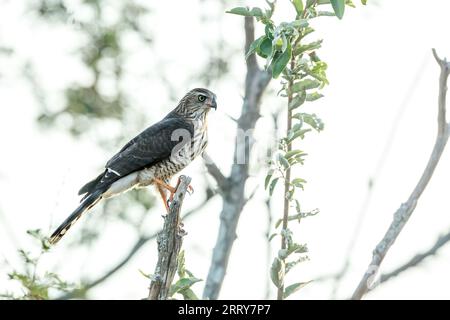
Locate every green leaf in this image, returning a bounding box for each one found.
[281,33,288,53]
[291,0,303,14]
[270,257,285,289]
[269,177,279,196]
[269,233,278,241]
[317,11,336,16]
[283,281,312,299]
[292,79,321,92]
[265,24,274,39]
[294,40,323,55]
[226,7,264,17]
[285,150,304,159]
[288,91,306,110]
[265,169,274,189]
[330,0,345,19]
[306,92,324,101]
[288,129,312,142]
[305,0,316,8]
[290,123,303,134]
[169,277,202,297]
[278,154,290,170]
[290,19,308,29]
[346,0,356,8]
[361,0,367,4]
[286,187,295,200]
[278,249,288,260]
[179,288,199,300]
[275,218,282,228]
[286,256,310,273]
[249,7,264,17]
[177,250,186,278]
[295,199,302,214]
[292,178,307,188]
[301,113,324,131]
[246,36,265,60]
[271,42,291,78]
[287,242,308,256]
[226,7,250,16]
[258,37,273,58]
[317,0,331,4]
[185,269,195,278]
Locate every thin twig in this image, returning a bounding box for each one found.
[379,230,450,285]
[351,49,450,300]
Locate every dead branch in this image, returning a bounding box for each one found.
[147,175,191,300]
[351,49,450,300]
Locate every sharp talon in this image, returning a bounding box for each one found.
[187,185,194,195]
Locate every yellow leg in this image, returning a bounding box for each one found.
[153,177,194,209]
[156,184,170,213]
[153,178,176,193]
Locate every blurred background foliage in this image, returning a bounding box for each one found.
[1,0,231,299]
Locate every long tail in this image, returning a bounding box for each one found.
[49,189,103,245]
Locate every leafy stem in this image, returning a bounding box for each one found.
[227,0,366,300]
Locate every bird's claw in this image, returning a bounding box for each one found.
[187,184,194,195]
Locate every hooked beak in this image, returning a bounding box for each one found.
[207,97,217,110]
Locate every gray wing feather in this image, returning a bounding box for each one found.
[82,115,193,194]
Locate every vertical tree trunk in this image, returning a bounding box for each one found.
[202,16,271,300]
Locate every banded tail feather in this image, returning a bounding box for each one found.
[49,189,104,245]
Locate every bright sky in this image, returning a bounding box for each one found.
[1,0,450,299]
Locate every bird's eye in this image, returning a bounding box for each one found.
[198,95,206,102]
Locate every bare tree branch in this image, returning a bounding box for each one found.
[203,153,229,192]
[147,175,191,300]
[351,49,450,300]
[202,16,271,300]
[379,229,450,285]
[330,57,429,298]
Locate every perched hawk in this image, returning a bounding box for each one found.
[49,88,217,245]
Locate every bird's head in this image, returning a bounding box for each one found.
[175,88,217,119]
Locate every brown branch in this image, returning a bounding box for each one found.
[147,175,191,300]
[379,230,450,285]
[202,16,271,300]
[351,49,450,300]
[277,57,295,300]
